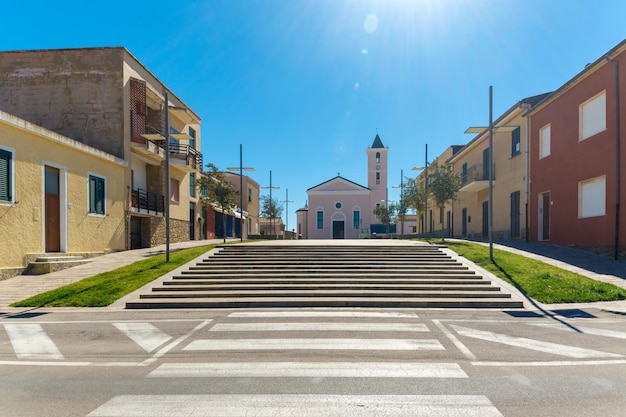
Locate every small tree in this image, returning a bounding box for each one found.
[260,195,283,235]
[402,177,427,235]
[196,163,238,243]
[427,161,462,240]
[373,203,398,237]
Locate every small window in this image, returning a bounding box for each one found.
[539,124,551,159]
[0,147,13,203]
[580,91,606,141]
[335,201,342,209]
[511,127,521,156]
[171,178,180,202]
[579,176,606,218]
[353,210,360,229]
[316,210,324,229]
[375,152,380,163]
[376,172,380,185]
[88,174,106,215]
[248,188,252,202]
[189,173,196,197]
[188,127,196,149]
[461,162,468,183]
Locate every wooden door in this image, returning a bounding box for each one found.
[45,166,60,252]
[542,193,551,240]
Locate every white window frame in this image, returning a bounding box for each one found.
[579,175,606,218]
[539,124,551,159]
[579,90,606,141]
[0,145,15,205]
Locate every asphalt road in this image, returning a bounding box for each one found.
[1,307,625,417]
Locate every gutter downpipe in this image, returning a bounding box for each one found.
[522,102,532,242]
[606,55,621,260]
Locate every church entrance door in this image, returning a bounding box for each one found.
[332,220,345,239]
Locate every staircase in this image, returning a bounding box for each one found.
[24,254,95,275]
[125,242,524,309]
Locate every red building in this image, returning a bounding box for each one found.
[529,38,626,256]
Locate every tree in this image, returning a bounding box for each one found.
[260,195,283,235]
[427,161,462,240]
[402,177,427,235]
[196,163,238,243]
[373,203,398,237]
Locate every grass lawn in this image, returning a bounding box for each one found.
[443,240,626,304]
[11,243,221,308]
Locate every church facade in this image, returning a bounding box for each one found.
[305,135,389,239]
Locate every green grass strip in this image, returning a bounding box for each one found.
[444,240,626,304]
[11,244,220,308]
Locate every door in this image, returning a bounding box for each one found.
[189,203,195,240]
[510,191,521,238]
[45,166,60,252]
[482,201,489,238]
[130,217,142,249]
[539,192,551,241]
[461,208,467,237]
[332,220,345,239]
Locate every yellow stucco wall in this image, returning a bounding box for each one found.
[0,112,126,270]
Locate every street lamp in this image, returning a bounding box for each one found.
[280,188,294,238]
[392,169,409,238]
[413,143,428,236]
[465,86,518,262]
[261,170,280,237]
[227,144,255,242]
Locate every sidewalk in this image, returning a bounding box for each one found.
[0,239,233,308]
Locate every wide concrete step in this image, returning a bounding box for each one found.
[168,277,490,285]
[196,260,459,266]
[156,283,499,291]
[126,297,524,309]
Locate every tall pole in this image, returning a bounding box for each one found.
[606,56,621,260]
[270,170,273,236]
[239,144,244,242]
[164,91,170,262]
[424,144,428,236]
[400,169,404,238]
[488,86,494,262]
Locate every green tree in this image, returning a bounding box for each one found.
[427,161,462,240]
[260,195,284,235]
[196,163,238,242]
[402,177,427,235]
[373,203,398,237]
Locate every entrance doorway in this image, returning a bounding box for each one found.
[539,192,551,241]
[332,220,345,239]
[44,166,61,252]
[482,201,489,239]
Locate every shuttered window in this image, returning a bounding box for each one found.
[89,174,106,215]
[0,148,12,202]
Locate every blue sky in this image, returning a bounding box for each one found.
[2,0,625,230]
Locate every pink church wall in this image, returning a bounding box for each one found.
[308,192,371,239]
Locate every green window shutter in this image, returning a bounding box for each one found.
[89,175,105,215]
[0,149,12,202]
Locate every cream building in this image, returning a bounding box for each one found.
[0,110,126,279]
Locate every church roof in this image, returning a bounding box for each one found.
[307,175,369,192]
[370,134,385,148]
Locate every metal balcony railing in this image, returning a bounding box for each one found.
[131,188,165,216]
[461,163,495,185]
[169,143,203,170]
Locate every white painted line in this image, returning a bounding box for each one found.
[184,338,444,351]
[210,322,429,332]
[113,322,172,353]
[529,323,626,340]
[229,311,419,318]
[88,394,503,417]
[474,359,626,367]
[3,324,64,360]
[140,320,212,366]
[0,360,144,367]
[451,325,623,359]
[147,362,468,378]
[432,319,477,361]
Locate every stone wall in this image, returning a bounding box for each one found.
[144,216,191,247]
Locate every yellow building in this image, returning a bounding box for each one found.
[0,110,126,279]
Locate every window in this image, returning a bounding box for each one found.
[0,148,13,203]
[335,201,342,209]
[375,152,380,163]
[580,176,606,218]
[248,188,252,202]
[188,127,196,149]
[539,124,551,159]
[316,210,323,229]
[189,173,196,197]
[376,172,380,185]
[580,91,606,141]
[170,178,180,202]
[353,210,360,229]
[511,126,521,156]
[88,174,105,215]
[461,162,468,183]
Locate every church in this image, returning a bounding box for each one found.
[300,134,390,239]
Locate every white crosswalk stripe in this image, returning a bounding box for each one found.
[184,338,444,351]
[209,321,429,332]
[228,311,419,318]
[147,362,468,378]
[87,394,504,417]
[113,322,172,353]
[3,323,63,360]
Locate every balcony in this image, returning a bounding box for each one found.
[131,188,165,216]
[168,141,203,172]
[459,164,495,192]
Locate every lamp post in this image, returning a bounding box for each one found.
[227,144,255,242]
[280,188,294,238]
[465,86,518,262]
[606,55,621,260]
[261,171,280,237]
[413,143,427,236]
[392,169,408,238]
